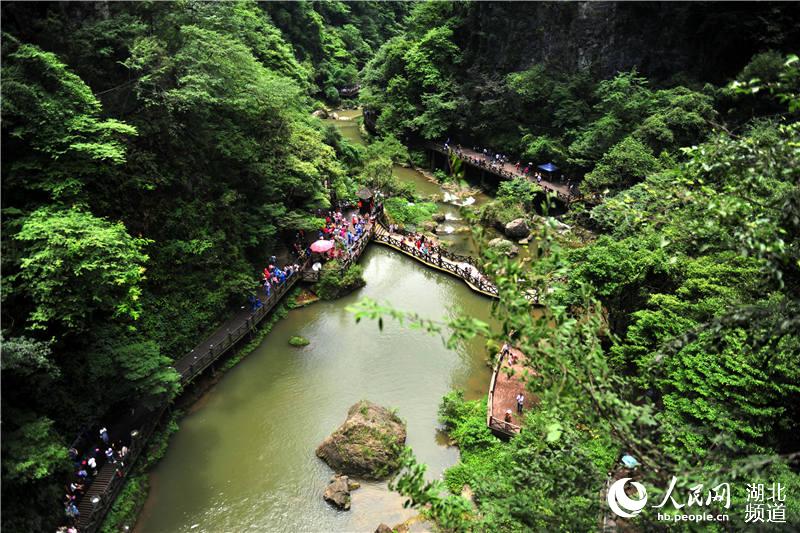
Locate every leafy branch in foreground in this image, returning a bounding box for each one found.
[389,447,473,532]
[346,298,491,350]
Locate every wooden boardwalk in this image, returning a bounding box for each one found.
[426,142,588,205]
[487,347,536,437]
[373,224,500,298]
[175,272,301,385]
[373,223,540,303]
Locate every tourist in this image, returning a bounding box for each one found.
[105,447,116,464]
[516,393,524,414]
[100,426,109,444]
[65,502,79,520]
[504,409,513,431]
[87,456,97,476]
[502,342,510,357]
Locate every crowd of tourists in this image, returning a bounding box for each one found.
[444,141,514,175]
[251,256,301,309]
[441,140,579,199]
[384,224,493,291]
[59,426,130,529]
[317,209,374,261]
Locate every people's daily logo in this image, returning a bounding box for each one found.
[606,476,787,524]
[607,477,648,518]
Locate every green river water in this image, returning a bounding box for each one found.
[135,111,500,532]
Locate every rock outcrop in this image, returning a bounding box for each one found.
[316,401,407,480]
[488,238,519,257]
[504,218,530,239]
[423,220,439,233]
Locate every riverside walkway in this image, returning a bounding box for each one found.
[487,346,537,437]
[373,223,500,298]
[74,223,375,532]
[71,210,521,532]
[374,223,541,303]
[426,142,589,205]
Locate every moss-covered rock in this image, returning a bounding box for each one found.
[488,238,520,257]
[316,401,407,480]
[288,336,310,347]
[479,199,526,231]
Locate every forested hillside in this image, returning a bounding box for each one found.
[2,1,799,532]
[358,2,800,531]
[361,2,798,179]
[1,2,404,530]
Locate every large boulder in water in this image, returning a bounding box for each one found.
[504,218,531,239]
[316,401,407,480]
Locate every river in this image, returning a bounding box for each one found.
[136,109,504,532]
[136,245,494,532]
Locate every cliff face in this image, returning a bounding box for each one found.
[457,2,800,84]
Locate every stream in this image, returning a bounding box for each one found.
[135,110,503,532]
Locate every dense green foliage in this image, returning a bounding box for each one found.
[314,262,366,301]
[354,8,800,530]
[263,1,408,104]
[288,335,311,347]
[0,1,400,529]
[361,3,797,192]
[2,2,799,531]
[383,197,438,228]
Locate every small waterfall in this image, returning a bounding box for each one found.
[443,192,476,207]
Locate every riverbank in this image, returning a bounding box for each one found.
[103,292,301,532]
[134,247,495,532]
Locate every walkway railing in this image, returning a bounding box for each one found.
[72,266,309,532]
[373,225,500,298]
[174,273,301,385]
[487,348,527,438]
[425,142,588,205]
[339,84,361,97]
[299,223,376,283]
[76,407,164,532]
[488,415,522,434]
[66,212,383,533]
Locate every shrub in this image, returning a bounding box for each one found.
[315,262,366,299]
[479,198,526,229]
[384,197,438,227]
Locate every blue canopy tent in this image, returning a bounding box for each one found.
[537,162,560,180]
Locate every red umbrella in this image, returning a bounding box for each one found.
[310,239,335,253]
